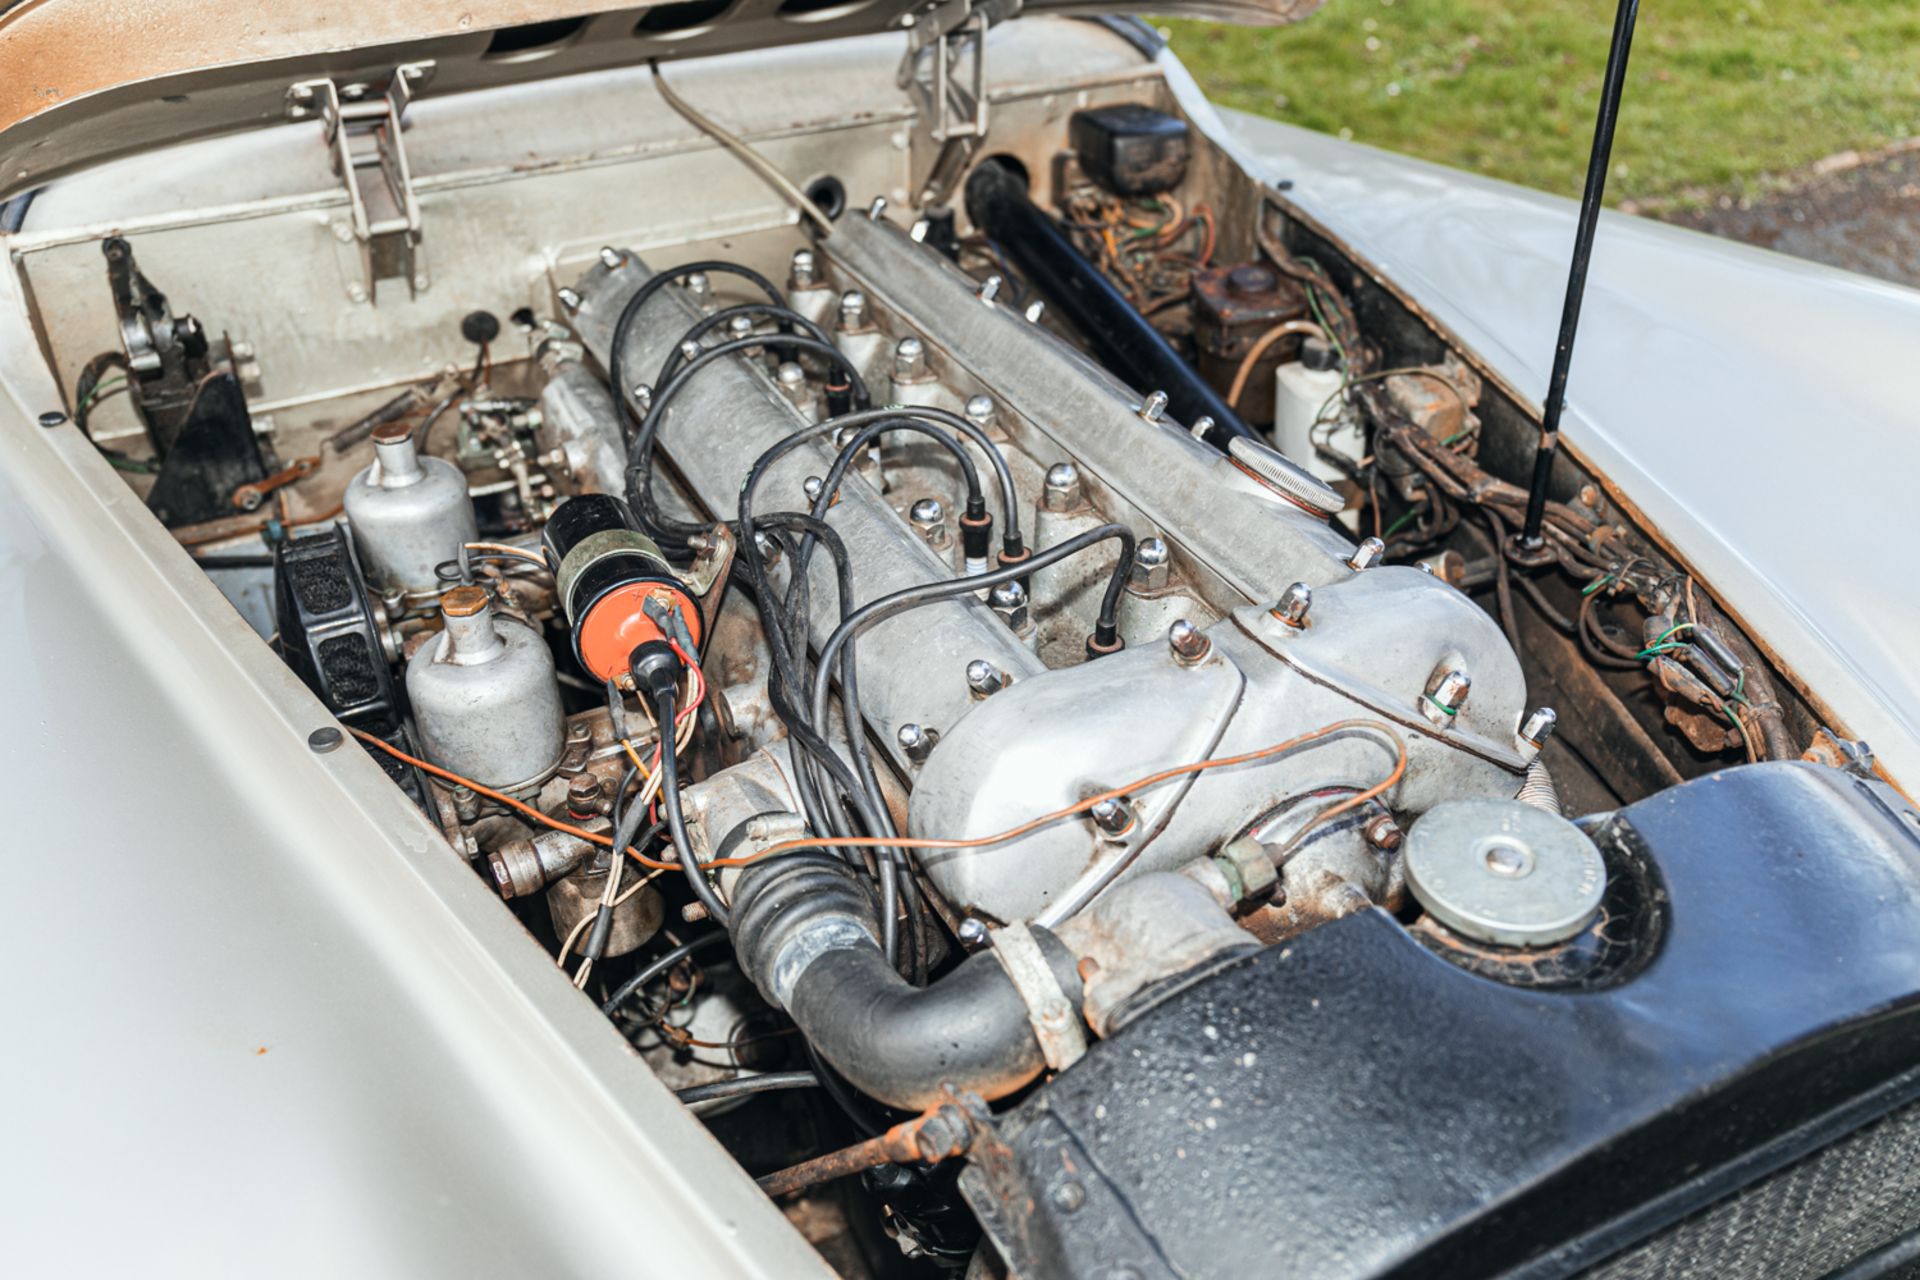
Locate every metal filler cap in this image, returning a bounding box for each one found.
[1226,435,1345,517]
[1404,798,1606,947]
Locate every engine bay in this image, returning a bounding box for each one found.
[12,19,1918,1276]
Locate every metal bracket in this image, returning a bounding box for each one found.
[287,63,434,304]
[897,0,1008,207]
[991,921,1088,1071]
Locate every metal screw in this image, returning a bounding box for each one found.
[988,580,1030,631]
[977,275,1002,305]
[1051,1180,1087,1213]
[893,336,927,380]
[909,496,947,543]
[37,410,66,429]
[1348,536,1385,571]
[957,917,989,947]
[556,287,581,312]
[1424,669,1471,726]
[868,196,888,220]
[567,774,604,813]
[1188,415,1215,440]
[790,250,818,290]
[838,290,869,332]
[1168,619,1211,664]
[308,726,344,753]
[1131,536,1170,592]
[683,271,711,302]
[1272,582,1312,627]
[1520,706,1558,749]
[1089,797,1134,838]
[599,246,624,269]
[1139,390,1168,423]
[964,394,995,429]
[1043,462,1082,511]
[1024,300,1047,324]
[897,722,937,763]
[966,660,1006,698]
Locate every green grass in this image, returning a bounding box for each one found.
[1162,0,1920,206]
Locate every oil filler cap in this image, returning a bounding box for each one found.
[1227,436,1345,518]
[1404,798,1606,947]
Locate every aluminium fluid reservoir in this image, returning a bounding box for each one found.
[343,418,480,596]
[407,585,567,793]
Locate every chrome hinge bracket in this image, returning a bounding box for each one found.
[286,62,435,304]
[898,0,1014,207]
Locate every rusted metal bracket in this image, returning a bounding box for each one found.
[897,0,1008,207]
[286,63,434,304]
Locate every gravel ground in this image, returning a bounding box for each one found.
[1642,142,1920,291]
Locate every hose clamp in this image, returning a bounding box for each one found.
[991,922,1088,1072]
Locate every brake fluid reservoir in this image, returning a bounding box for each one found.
[343,419,479,595]
[1273,337,1361,487]
[407,586,566,792]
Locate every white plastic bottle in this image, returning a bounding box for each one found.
[1273,337,1363,488]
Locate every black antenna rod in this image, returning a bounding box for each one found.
[1518,0,1642,549]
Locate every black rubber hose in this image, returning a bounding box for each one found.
[964,158,1253,450]
[675,1071,820,1106]
[732,856,1082,1110]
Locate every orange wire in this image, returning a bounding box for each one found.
[345,728,680,870]
[705,719,1407,869]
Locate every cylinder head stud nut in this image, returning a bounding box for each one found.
[977,275,1003,306]
[727,314,756,342]
[682,271,711,303]
[1424,669,1471,727]
[1130,536,1170,593]
[893,336,928,381]
[1023,300,1047,324]
[965,659,1006,699]
[1188,415,1215,441]
[1139,390,1168,423]
[908,496,947,544]
[1167,618,1211,664]
[1519,706,1559,757]
[1042,462,1083,512]
[1089,797,1135,839]
[556,287,582,313]
[896,722,938,764]
[988,580,1030,632]
[867,195,888,220]
[1348,536,1386,572]
[803,476,828,505]
[776,362,808,401]
[956,917,989,947]
[964,394,996,429]
[1271,581,1312,628]
[598,246,624,269]
[790,250,818,290]
[838,290,869,333]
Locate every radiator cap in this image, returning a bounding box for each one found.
[1404,798,1605,947]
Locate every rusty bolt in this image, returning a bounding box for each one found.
[1364,814,1404,852]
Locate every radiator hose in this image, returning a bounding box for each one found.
[729,853,1083,1110]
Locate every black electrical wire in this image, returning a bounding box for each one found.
[601,931,732,1016]
[654,683,732,928]
[657,304,838,384]
[807,524,1138,747]
[674,1071,821,1106]
[626,334,871,546]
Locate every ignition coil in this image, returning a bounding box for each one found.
[542,494,702,684]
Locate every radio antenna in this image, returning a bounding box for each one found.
[1518,0,1642,549]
